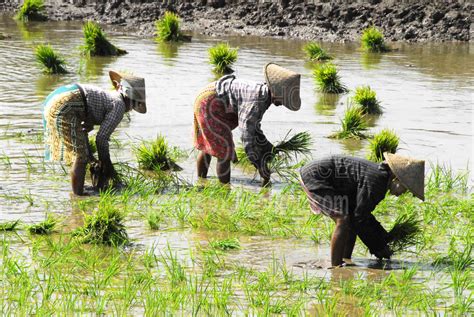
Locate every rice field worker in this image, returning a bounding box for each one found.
[299,153,425,267]
[194,63,301,186]
[42,71,146,195]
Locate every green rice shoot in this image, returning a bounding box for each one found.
[361,26,390,53]
[28,214,57,234]
[35,44,67,74]
[15,0,45,22]
[88,136,97,155]
[367,129,399,162]
[330,106,368,139]
[303,42,332,61]
[134,135,183,172]
[388,214,422,254]
[313,63,348,94]
[208,43,238,74]
[209,238,240,251]
[352,85,382,115]
[0,220,20,231]
[147,211,162,230]
[155,11,189,42]
[82,21,127,56]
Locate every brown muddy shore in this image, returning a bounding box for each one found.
[0,0,472,42]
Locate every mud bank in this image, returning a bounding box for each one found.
[1,0,472,42]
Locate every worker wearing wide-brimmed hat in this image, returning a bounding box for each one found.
[299,153,425,267]
[42,70,146,195]
[193,62,301,185]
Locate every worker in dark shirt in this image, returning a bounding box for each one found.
[299,153,425,267]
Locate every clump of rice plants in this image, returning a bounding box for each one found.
[303,42,332,61]
[155,11,190,42]
[82,21,127,56]
[72,193,129,246]
[208,43,238,74]
[387,214,422,254]
[134,135,183,172]
[352,86,382,114]
[209,238,240,251]
[35,44,67,74]
[361,26,390,53]
[0,220,20,231]
[147,211,162,230]
[15,0,46,22]
[313,63,348,94]
[28,214,57,234]
[330,106,368,139]
[367,129,399,162]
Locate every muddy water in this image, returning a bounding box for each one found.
[0,15,473,280]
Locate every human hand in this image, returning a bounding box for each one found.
[373,245,392,260]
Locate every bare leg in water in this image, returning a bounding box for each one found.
[330,217,352,267]
[71,158,87,195]
[343,230,357,264]
[216,158,231,184]
[197,152,212,179]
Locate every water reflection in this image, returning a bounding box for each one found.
[340,138,366,154]
[315,93,341,116]
[78,56,115,81]
[360,52,383,70]
[16,20,44,42]
[35,74,67,99]
[156,41,182,63]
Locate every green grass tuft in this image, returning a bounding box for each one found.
[147,211,162,230]
[73,192,129,246]
[361,26,390,53]
[35,44,67,74]
[313,63,348,94]
[352,85,382,115]
[15,0,46,22]
[331,106,368,139]
[155,11,189,42]
[82,21,127,56]
[208,43,238,74]
[0,220,20,231]
[367,129,399,162]
[209,238,241,251]
[303,42,332,61]
[134,135,183,172]
[28,214,57,234]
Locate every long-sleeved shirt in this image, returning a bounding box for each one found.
[215,75,273,170]
[300,155,392,253]
[80,84,126,164]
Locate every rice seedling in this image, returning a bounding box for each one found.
[28,214,57,234]
[352,85,382,114]
[208,43,238,74]
[15,0,46,21]
[155,11,190,42]
[72,192,129,246]
[367,129,399,162]
[88,136,97,155]
[303,42,332,61]
[209,238,240,251]
[361,26,390,53]
[387,214,422,253]
[134,135,183,172]
[35,44,68,74]
[427,164,469,194]
[147,210,162,230]
[313,63,348,94]
[330,106,368,139]
[81,21,127,56]
[0,220,20,231]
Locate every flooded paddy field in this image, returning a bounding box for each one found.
[0,15,473,315]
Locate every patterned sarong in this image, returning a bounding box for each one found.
[43,84,89,165]
[193,83,238,161]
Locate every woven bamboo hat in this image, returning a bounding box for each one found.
[264,63,301,111]
[109,71,147,113]
[384,152,425,201]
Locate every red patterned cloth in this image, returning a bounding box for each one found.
[193,83,238,161]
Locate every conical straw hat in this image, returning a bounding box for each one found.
[384,152,425,201]
[109,70,146,113]
[264,63,301,111]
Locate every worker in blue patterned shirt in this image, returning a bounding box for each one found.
[42,71,146,195]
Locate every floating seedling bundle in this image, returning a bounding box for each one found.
[28,214,57,234]
[303,42,332,61]
[82,21,127,56]
[35,44,67,74]
[155,11,190,42]
[134,135,183,172]
[361,26,390,53]
[367,129,399,162]
[208,43,238,74]
[16,0,46,21]
[388,214,422,254]
[352,86,382,115]
[313,63,348,94]
[330,106,368,139]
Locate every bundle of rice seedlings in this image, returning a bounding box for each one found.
[209,238,240,251]
[387,214,422,254]
[35,44,67,74]
[155,11,190,42]
[208,43,238,74]
[134,135,183,172]
[367,129,399,162]
[147,211,162,230]
[28,214,57,234]
[352,86,382,115]
[82,21,127,56]
[303,42,332,61]
[72,193,128,246]
[0,220,20,231]
[361,26,390,53]
[330,106,368,139]
[88,136,97,155]
[15,0,46,22]
[313,63,348,94]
